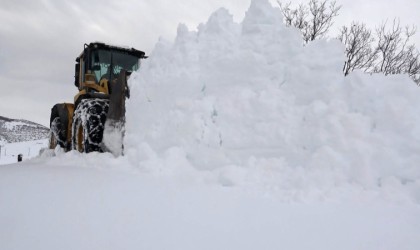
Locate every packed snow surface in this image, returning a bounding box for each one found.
[1,156,420,250]
[1,0,420,249]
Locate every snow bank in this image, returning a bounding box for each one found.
[125,0,420,203]
[0,139,48,165]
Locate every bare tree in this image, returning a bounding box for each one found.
[278,0,341,43]
[406,48,420,84]
[338,19,420,85]
[278,0,420,84]
[338,23,378,76]
[278,2,308,32]
[374,20,418,76]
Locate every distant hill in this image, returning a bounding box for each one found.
[0,116,49,143]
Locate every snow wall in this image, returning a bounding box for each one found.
[125,0,420,202]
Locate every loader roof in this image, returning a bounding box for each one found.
[76,42,146,62]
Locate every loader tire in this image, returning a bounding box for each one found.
[49,116,66,149]
[72,98,109,153]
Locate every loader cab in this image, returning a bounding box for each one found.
[74,42,146,91]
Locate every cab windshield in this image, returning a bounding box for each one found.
[90,49,139,82]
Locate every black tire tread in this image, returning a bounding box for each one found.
[72,98,109,153]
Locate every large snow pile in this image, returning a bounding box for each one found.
[125,0,420,203]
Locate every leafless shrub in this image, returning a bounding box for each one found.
[338,22,378,76]
[339,19,420,84]
[278,0,341,43]
[278,0,420,84]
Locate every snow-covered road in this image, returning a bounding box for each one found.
[1,162,419,250]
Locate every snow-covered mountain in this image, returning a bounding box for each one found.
[0,115,49,143]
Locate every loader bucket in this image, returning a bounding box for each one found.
[101,70,130,156]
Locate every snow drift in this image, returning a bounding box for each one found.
[124,0,420,202]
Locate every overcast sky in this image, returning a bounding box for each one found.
[0,0,419,126]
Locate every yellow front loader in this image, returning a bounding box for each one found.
[49,42,146,155]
